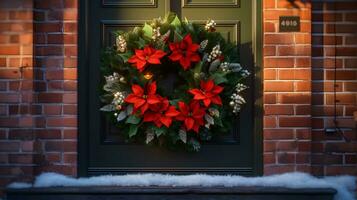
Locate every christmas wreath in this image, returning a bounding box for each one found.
[100,13,249,151]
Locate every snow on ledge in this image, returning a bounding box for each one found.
[7,172,356,200]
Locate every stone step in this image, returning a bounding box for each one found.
[6,186,337,200]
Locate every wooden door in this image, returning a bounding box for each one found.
[79,0,262,176]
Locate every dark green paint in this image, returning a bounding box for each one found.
[78,0,263,176]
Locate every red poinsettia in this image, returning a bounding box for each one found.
[143,97,180,128]
[168,34,201,70]
[176,101,206,133]
[128,46,166,72]
[124,81,160,114]
[188,79,224,107]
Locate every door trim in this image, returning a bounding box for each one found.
[78,0,263,177]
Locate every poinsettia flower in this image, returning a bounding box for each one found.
[168,34,201,70]
[188,79,224,107]
[143,97,180,128]
[128,46,166,72]
[176,101,205,133]
[124,81,160,114]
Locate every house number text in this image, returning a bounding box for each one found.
[279,16,300,32]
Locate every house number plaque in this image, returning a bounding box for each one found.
[279,16,300,32]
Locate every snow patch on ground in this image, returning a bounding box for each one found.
[8,172,356,200]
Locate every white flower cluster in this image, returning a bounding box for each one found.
[105,72,119,83]
[220,62,229,72]
[241,69,250,77]
[205,19,216,31]
[229,83,247,114]
[105,72,125,84]
[219,62,242,73]
[152,27,161,40]
[116,35,127,53]
[207,45,222,62]
[112,91,126,111]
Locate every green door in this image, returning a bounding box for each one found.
[79,0,262,176]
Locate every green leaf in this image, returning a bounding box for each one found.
[210,73,228,84]
[169,99,180,107]
[128,125,138,138]
[118,51,132,63]
[214,116,223,127]
[125,115,141,124]
[154,126,166,137]
[146,131,155,144]
[188,138,201,152]
[100,104,115,112]
[135,37,146,49]
[116,111,127,122]
[142,23,153,39]
[179,129,187,143]
[193,62,202,75]
[170,15,181,28]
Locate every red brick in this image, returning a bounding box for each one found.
[9,154,33,164]
[265,81,294,92]
[264,105,293,115]
[0,69,20,79]
[264,153,276,164]
[264,116,276,128]
[47,117,77,127]
[263,46,276,56]
[264,58,294,68]
[45,141,77,152]
[277,153,295,164]
[278,46,311,56]
[264,34,294,44]
[264,129,294,140]
[35,129,61,139]
[63,153,76,164]
[277,141,297,151]
[9,11,32,20]
[264,93,276,104]
[264,165,295,175]
[263,69,276,80]
[38,93,63,103]
[0,141,20,152]
[279,116,311,127]
[278,94,311,104]
[0,45,20,55]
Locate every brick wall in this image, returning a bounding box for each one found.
[0,0,78,195]
[263,0,313,174]
[263,0,357,176]
[0,0,356,195]
[311,1,357,176]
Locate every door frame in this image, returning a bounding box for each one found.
[78,0,263,177]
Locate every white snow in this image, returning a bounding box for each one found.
[8,172,356,200]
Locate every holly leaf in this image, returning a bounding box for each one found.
[100,104,115,112]
[188,138,201,152]
[126,105,133,115]
[146,131,155,144]
[118,51,132,63]
[135,37,146,49]
[153,126,166,136]
[142,23,153,39]
[179,129,187,143]
[128,125,138,138]
[125,115,141,124]
[116,111,127,122]
[210,73,228,84]
[170,15,181,28]
[214,116,223,127]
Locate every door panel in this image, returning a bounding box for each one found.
[83,0,259,175]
